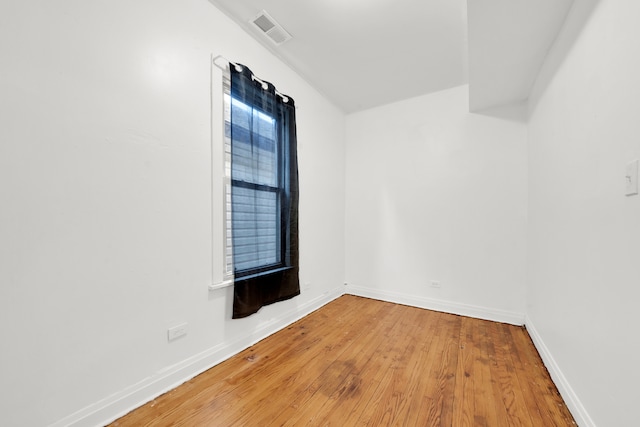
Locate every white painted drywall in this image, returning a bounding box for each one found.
[0,1,345,425]
[527,0,640,425]
[345,86,527,320]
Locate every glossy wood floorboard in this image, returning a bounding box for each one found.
[110,295,576,426]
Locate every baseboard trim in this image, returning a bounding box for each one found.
[524,315,596,427]
[345,285,525,325]
[60,286,596,427]
[51,286,344,427]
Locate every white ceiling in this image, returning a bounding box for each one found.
[468,0,574,111]
[208,0,574,114]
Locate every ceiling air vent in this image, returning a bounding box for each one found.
[250,10,292,46]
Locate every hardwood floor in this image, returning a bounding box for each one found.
[110,295,576,426]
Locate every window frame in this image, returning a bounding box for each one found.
[223,74,289,280]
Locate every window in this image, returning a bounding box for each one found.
[222,62,300,318]
[229,97,281,276]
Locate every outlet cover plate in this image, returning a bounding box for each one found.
[168,323,188,342]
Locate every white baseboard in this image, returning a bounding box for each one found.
[57,286,595,427]
[51,286,344,427]
[524,315,596,427]
[345,284,525,325]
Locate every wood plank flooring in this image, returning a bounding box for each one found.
[110,295,576,426]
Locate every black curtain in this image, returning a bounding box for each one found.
[230,64,300,318]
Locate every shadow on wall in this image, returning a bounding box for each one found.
[528,0,602,115]
[472,102,528,123]
[472,0,602,123]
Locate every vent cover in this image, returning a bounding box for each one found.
[250,10,292,45]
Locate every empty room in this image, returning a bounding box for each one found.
[1,0,638,426]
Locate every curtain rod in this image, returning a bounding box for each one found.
[212,55,291,104]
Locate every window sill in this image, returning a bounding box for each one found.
[208,279,233,291]
[208,267,294,292]
[235,266,293,282]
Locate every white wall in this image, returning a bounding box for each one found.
[527,0,640,425]
[0,1,345,426]
[345,86,528,323]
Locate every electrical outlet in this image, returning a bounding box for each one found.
[168,323,188,342]
[430,280,441,288]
